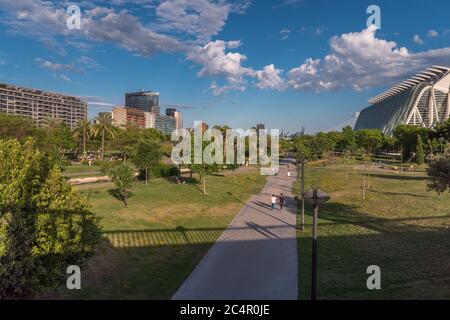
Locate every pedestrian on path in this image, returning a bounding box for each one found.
[287,171,291,179]
[279,193,285,210]
[271,194,277,210]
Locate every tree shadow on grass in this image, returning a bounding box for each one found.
[370,173,429,181]
[298,200,450,299]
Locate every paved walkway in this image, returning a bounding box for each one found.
[173,164,298,300]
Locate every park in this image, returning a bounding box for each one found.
[0,112,450,300]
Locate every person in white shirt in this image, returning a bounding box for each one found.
[271,195,277,210]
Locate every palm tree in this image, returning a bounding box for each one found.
[73,119,91,159]
[90,113,116,161]
[41,116,63,134]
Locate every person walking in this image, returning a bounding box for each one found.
[271,194,277,210]
[287,171,291,179]
[279,193,286,210]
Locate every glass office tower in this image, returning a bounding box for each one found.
[125,91,160,115]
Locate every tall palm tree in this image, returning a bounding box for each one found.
[41,116,63,134]
[90,113,116,161]
[73,119,91,159]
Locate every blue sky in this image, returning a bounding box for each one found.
[0,0,450,133]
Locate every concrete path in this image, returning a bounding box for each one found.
[173,164,298,300]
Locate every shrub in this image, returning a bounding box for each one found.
[0,139,101,299]
[149,164,179,178]
[427,157,450,194]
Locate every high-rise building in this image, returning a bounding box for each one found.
[166,108,176,117]
[155,115,176,134]
[125,90,160,115]
[144,112,156,129]
[112,107,146,128]
[0,82,87,129]
[166,108,183,129]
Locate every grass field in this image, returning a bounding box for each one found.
[296,162,450,300]
[53,169,267,300]
[62,164,103,178]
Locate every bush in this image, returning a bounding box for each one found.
[0,139,101,299]
[148,164,179,178]
[427,157,450,194]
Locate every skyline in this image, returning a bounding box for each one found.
[1,0,450,133]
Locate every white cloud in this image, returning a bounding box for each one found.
[187,40,252,86]
[254,64,284,90]
[427,29,439,38]
[286,26,450,92]
[413,34,424,45]
[156,0,231,42]
[35,58,84,73]
[58,74,71,82]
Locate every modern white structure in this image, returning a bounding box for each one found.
[355,66,450,134]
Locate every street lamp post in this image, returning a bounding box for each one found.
[305,188,331,301]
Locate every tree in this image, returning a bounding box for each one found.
[427,158,450,194]
[356,129,383,153]
[394,125,430,160]
[416,134,425,166]
[90,113,117,161]
[0,113,42,141]
[131,136,163,185]
[73,119,91,158]
[338,126,357,152]
[41,116,63,135]
[431,119,450,142]
[291,136,314,231]
[106,165,134,208]
[343,149,354,183]
[191,163,219,195]
[0,139,100,299]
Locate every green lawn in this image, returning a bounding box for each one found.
[62,164,103,178]
[296,163,450,300]
[53,169,267,300]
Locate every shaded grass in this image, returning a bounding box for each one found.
[295,164,450,299]
[53,169,266,299]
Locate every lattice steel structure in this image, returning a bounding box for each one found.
[355,66,450,134]
[0,82,87,130]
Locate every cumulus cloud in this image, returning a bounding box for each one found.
[286,26,450,92]
[187,40,285,95]
[187,40,252,88]
[254,64,284,90]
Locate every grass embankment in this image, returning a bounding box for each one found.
[296,162,450,299]
[56,169,267,299]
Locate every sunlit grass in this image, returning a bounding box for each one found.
[53,169,267,300]
[296,163,450,300]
